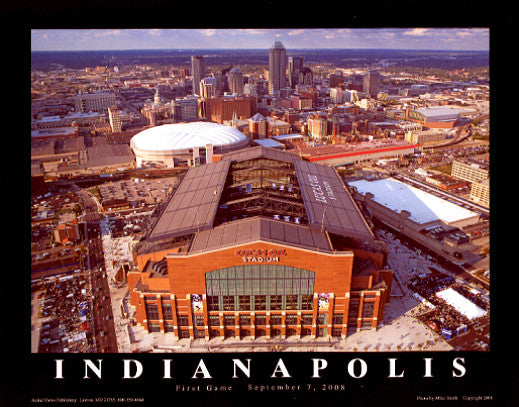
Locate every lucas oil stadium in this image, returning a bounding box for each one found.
[128,146,394,341]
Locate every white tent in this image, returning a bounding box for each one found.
[435,288,486,320]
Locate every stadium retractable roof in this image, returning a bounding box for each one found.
[189,216,332,253]
[294,159,374,241]
[146,146,373,244]
[147,159,230,241]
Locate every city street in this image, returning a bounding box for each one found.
[85,221,118,353]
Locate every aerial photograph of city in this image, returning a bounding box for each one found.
[30,28,490,355]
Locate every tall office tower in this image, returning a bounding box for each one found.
[363,70,381,98]
[307,114,328,139]
[191,56,205,96]
[200,77,217,98]
[268,40,287,95]
[330,88,345,104]
[288,56,304,88]
[228,67,245,95]
[107,106,122,133]
[215,73,228,97]
[299,67,314,86]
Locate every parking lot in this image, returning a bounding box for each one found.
[96,177,178,209]
[31,271,95,353]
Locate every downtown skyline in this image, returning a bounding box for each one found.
[31,28,489,52]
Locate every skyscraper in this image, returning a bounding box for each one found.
[200,77,217,98]
[191,56,205,96]
[228,67,245,95]
[107,106,122,133]
[288,56,304,88]
[215,72,228,97]
[363,70,381,98]
[268,40,287,95]
[299,67,314,86]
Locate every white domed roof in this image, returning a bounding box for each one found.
[131,122,248,152]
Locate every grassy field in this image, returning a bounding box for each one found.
[429,163,453,175]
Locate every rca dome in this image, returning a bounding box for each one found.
[130,122,249,168]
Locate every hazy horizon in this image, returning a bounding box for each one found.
[31,29,489,52]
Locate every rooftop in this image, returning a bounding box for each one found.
[298,141,420,161]
[146,159,230,241]
[189,216,333,254]
[253,138,285,149]
[141,146,374,254]
[348,177,478,225]
[130,122,248,152]
[435,288,487,320]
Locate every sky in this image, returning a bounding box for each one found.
[31,28,489,52]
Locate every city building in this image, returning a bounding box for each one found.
[357,98,377,111]
[215,72,229,97]
[54,222,81,245]
[141,89,172,127]
[200,96,257,124]
[249,113,268,140]
[128,146,393,339]
[329,73,345,88]
[279,95,313,110]
[451,159,489,183]
[307,115,329,139]
[31,138,85,173]
[244,83,260,98]
[405,129,447,144]
[253,138,286,149]
[33,111,107,130]
[299,67,313,86]
[130,121,249,168]
[31,127,79,141]
[266,117,292,137]
[470,178,490,208]
[85,138,135,173]
[363,71,381,98]
[425,174,469,192]
[348,177,480,262]
[405,107,464,129]
[407,84,430,96]
[191,56,205,96]
[228,68,245,95]
[73,92,116,114]
[200,77,217,98]
[172,96,199,122]
[244,79,267,98]
[345,90,361,104]
[178,68,190,77]
[288,56,304,88]
[330,88,345,104]
[298,140,422,167]
[268,41,287,95]
[108,106,122,133]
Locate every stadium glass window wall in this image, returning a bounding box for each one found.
[205,265,315,312]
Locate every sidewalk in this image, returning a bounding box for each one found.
[100,218,133,352]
